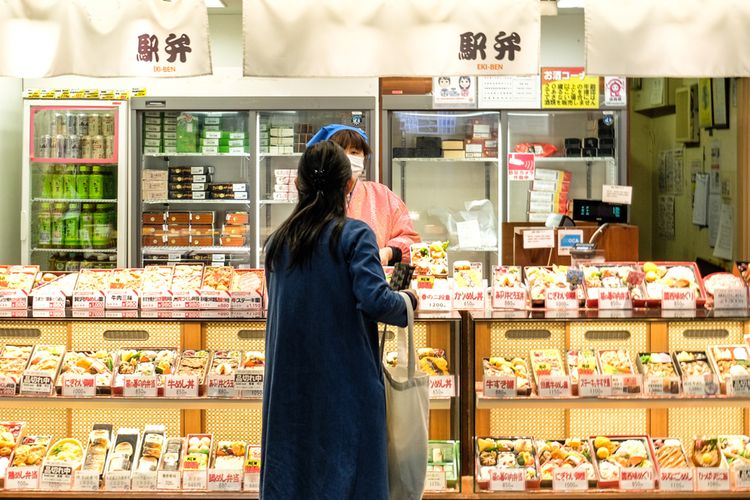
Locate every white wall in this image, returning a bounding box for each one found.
[541,12,585,67]
[0,77,23,263]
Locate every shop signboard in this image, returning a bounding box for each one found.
[541,67,600,109]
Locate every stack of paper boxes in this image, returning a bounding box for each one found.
[527,169,571,223]
[142,169,168,201]
[168,166,214,200]
[142,112,163,155]
[261,127,294,156]
[465,122,498,159]
[273,169,298,203]
[293,123,314,153]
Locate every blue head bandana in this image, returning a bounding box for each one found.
[306,124,369,148]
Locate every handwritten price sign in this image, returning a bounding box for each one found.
[429,375,455,398]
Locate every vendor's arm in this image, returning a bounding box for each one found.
[384,189,421,265]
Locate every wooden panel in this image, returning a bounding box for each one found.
[380,77,432,96]
[649,323,668,437]
[737,78,750,260]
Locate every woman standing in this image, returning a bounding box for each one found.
[261,140,418,499]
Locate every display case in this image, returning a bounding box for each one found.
[21,101,128,271]
[383,96,501,271]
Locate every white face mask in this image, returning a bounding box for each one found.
[347,154,365,178]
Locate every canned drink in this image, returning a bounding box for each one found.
[64,112,77,136]
[80,135,92,159]
[88,113,100,136]
[54,134,66,158]
[66,134,80,159]
[101,113,115,136]
[38,134,52,158]
[76,113,89,136]
[104,135,114,158]
[92,135,105,159]
[52,113,65,136]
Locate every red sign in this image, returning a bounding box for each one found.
[507,153,535,181]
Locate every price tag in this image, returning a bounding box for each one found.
[243,472,260,492]
[522,229,555,249]
[207,374,237,398]
[235,369,263,398]
[40,461,74,490]
[200,290,231,310]
[61,373,96,397]
[105,470,131,491]
[733,464,750,489]
[105,289,139,310]
[231,291,263,310]
[0,375,17,396]
[537,375,572,397]
[598,288,632,309]
[619,467,654,490]
[611,374,642,396]
[424,469,447,491]
[489,468,526,491]
[182,470,207,490]
[172,290,201,310]
[492,287,527,310]
[72,470,100,491]
[728,375,750,396]
[0,290,29,309]
[131,471,157,491]
[544,289,579,310]
[32,288,66,310]
[661,288,696,309]
[683,375,719,396]
[212,254,226,263]
[207,469,243,491]
[5,466,40,489]
[645,376,680,396]
[167,252,181,262]
[452,287,485,310]
[659,468,694,491]
[72,291,105,309]
[578,374,612,397]
[714,288,748,309]
[19,371,53,395]
[552,467,588,491]
[417,290,452,312]
[429,375,456,398]
[122,375,158,398]
[483,375,517,398]
[602,184,633,205]
[416,275,435,289]
[140,291,173,310]
[157,470,181,490]
[696,467,730,491]
[164,375,199,398]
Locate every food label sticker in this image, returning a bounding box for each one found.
[131,471,157,491]
[234,368,263,398]
[140,291,173,310]
[104,289,139,310]
[0,375,16,396]
[230,291,263,310]
[489,468,526,491]
[105,470,132,491]
[417,290,452,312]
[19,371,53,395]
[619,467,655,490]
[429,375,456,398]
[122,375,158,397]
[610,374,642,396]
[61,373,96,397]
[598,288,632,310]
[645,375,680,396]
[172,290,202,310]
[544,289,579,310]
[714,288,748,309]
[165,374,200,398]
[416,275,435,289]
[207,469,243,491]
[40,461,74,489]
[0,289,28,309]
[578,374,612,397]
[243,472,260,492]
[728,375,750,397]
[200,290,231,310]
[733,464,750,489]
[5,466,40,489]
[182,470,207,490]
[72,290,106,309]
[32,288,66,310]
[207,374,237,398]
[696,467,730,491]
[492,287,527,310]
[452,287,485,310]
[552,467,588,491]
[424,469,447,491]
[72,470,100,491]
[157,470,181,490]
[483,375,517,398]
[659,468,694,491]
[661,288,696,309]
[537,375,571,397]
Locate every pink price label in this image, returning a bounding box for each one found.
[61,374,96,397]
[5,466,40,490]
[207,470,243,491]
[552,467,588,491]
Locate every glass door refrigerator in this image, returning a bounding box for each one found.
[21,100,128,271]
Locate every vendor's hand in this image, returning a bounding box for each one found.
[379,247,393,266]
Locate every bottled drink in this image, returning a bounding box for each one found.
[102,113,115,136]
[89,166,104,199]
[88,113,100,136]
[52,113,65,136]
[76,113,89,136]
[92,204,112,249]
[54,134,66,158]
[79,203,94,248]
[63,165,77,199]
[40,164,53,198]
[51,203,65,247]
[64,112,77,136]
[66,134,80,159]
[80,135,92,159]
[38,203,52,248]
[92,135,105,159]
[50,165,64,199]
[76,165,90,199]
[63,203,81,248]
[38,134,52,158]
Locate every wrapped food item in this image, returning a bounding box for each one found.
[529,350,566,386]
[45,438,84,469]
[708,345,750,389]
[536,438,596,485]
[201,266,233,292]
[475,437,539,490]
[11,435,51,467]
[492,266,525,288]
[674,351,715,378]
[113,349,177,394]
[57,350,113,391]
[134,426,165,473]
[642,262,704,304]
[652,438,689,469]
[582,265,645,304]
[231,269,264,294]
[691,437,724,468]
[241,351,265,369]
[597,349,634,375]
[514,143,557,157]
[177,350,210,380]
[483,356,531,396]
[453,261,481,289]
[81,427,112,475]
[209,351,241,376]
[0,422,26,477]
[75,269,112,291]
[638,352,679,394]
[32,272,78,298]
[0,345,33,384]
[213,440,246,470]
[386,348,450,376]
[0,266,39,293]
[427,441,459,489]
[183,434,212,470]
[141,265,174,293]
[719,435,750,469]
[566,349,598,386]
[590,436,653,485]
[106,429,140,473]
[703,273,746,303]
[410,241,449,276]
[108,269,144,290]
[170,264,204,292]
[159,438,184,472]
[27,344,65,376]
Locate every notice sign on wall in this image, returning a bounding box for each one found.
[541,67,600,109]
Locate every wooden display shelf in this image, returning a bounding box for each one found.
[476,392,750,409]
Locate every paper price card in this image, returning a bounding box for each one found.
[207,374,237,398]
[235,369,263,398]
[598,288,632,310]
[483,375,516,398]
[661,288,696,309]
[489,468,526,491]
[602,184,633,205]
[40,461,74,490]
[200,290,231,310]
[417,290,452,312]
[645,375,680,396]
[610,374,642,396]
[182,470,207,490]
[659,468,694,491]
[72,470,100,491]
[552,467,588,491]
[122,375,158,398]
[429,375,456,398]
[172,290,201,310]
[105,290,138,310]
[105,470,132,491]
[544,289,579,310]
[72,291,105,309]
[523,229,554,249]
[140,292,172,310]
[696,468,730,491]
[19,372,53,395]
[165,375,199,398]
[492,287,527,310]
[578,374,612,397]
[5,466,40,489]
[157,470,181,490]
[683,375,719,396]
[728,375,750,397]
[0,375,17,396]
[619,467,654,490]
[714,288,748,309]
[207,470,242,491]
[733,464,750,489]
[61,373,96,397]
[131,471,157,491]
[0,290,28,309]
[537,375,571,397]
[32,288,66,310]
[452,287,485,310]
[231,292,263,310]
[243,472,260,492]
[424,469,447,491]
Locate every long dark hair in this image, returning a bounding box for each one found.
[265,141,352,270]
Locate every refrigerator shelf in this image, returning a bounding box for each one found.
[33,198,118,204]
[142,246,251,254]
[392,157,499,163]
[259,200,296,205]
[144,153,249,158]
[143,199,251,205]
[259,153,303,159]
[32,247,117,253]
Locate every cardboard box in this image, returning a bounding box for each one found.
[442,149,466,159]
[441,140,464,150]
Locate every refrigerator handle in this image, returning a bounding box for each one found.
[20,210,28,242]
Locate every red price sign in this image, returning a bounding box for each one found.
[452,287,485,310]
[578,374,612,397]
[5,466,40,490]
[165,375,199,398]
[483,375,517,398]
[0,290,29,309]
[620,467,654,490]
[207,470,243,491]
[492,287,527,310]
[61,374,96,397]
[507,153,535,181]
[552,467,588,491]
[122,375,158,398]
[429,375,455,398]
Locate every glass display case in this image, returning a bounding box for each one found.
[383,98,501,270]
[21,101,128,271]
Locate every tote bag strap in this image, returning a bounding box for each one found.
[380,292,417,380]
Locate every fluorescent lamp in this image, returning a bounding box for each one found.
[205,0,226,7]
[557,0,585,8]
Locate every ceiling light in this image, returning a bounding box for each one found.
[557,0,586,8]
[205,0,226,8]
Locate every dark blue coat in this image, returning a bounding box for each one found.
[261,219,408,499]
